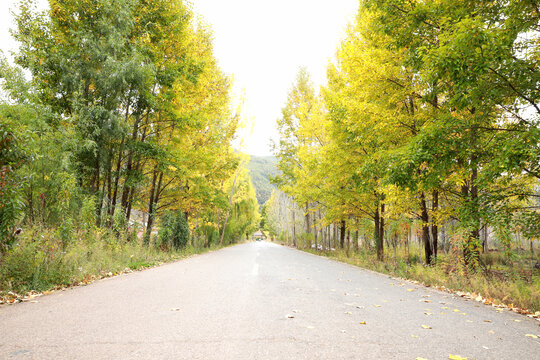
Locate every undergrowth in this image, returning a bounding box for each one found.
[0,226,223,296]
[302,246,540,313]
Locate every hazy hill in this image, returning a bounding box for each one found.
[246,155,278,205]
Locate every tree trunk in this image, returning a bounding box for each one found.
[339,219,346,249]
[431,190,439,260]
[144,169,158,245]
[420,192,433,265]
[109,138,125,225]
[378,202,385,261]
[374,202,383,261]
[292,209,296,247]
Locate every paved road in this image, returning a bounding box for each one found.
[0,242,539,359]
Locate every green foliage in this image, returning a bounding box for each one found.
[158,210,190,250]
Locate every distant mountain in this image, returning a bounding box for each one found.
[246,155,279,206]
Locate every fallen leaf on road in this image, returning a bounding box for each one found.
[513,319,521,322]
[416,357,428,360]
[411,334,419,338]
[360,321,366,325]
[407,288,416,292]
[460,313,467,316]
[466,320,473,323]
[373,304,381,308]
[442,306,449,309]
[424,312,432,316]
[421,325,432,329]
[488,330,495,334]
[482,346,489,350]
[424,300,432,303]
[449,355,468,360]
[525,334,538,339]
[345,311,352,315]
[170,308,180,311]
[453,309,461,312]
[356,305,365,309]
[286,314,295,319]
[483,320,492,323]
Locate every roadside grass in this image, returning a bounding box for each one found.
[0,226,226,302]
[300,244,540,314]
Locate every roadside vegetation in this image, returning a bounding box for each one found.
[0,0,259,299]
[265,1,540,313]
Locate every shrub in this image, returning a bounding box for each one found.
[158,209,190,250]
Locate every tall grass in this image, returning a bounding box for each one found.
[302,244,540,313]
[0,226,222,296]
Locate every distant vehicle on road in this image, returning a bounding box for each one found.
[252,230,266,241]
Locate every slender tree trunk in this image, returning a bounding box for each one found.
[379,202,385,261]
[292,209,296,247]
[109,138,125,225]
[432,190,439,260]
[374,203,382,261]
[340,219,346,249]
[144,169,158,245]
[420,192,432,265]
[96,178,106,227]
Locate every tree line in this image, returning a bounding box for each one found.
[0,0,260,257]
[267,0,539,269]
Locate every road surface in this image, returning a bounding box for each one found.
[1,241,539,359]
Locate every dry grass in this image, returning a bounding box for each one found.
[301,245,540,313]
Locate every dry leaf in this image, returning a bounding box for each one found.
[421,325,432,329]
[360,321,366,325]
[449,355,468,360]
[525,334,538,339]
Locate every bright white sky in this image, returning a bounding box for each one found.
[0,0,359,156]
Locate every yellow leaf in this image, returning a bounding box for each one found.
[359,321,366,325]
[416,358,428,360]
[453,309,460,312]
[411,334,419,338]
[525,334,538,339]
[449,355,468,360]
[421,325,432,329]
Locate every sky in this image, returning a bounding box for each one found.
[0,0,359,156]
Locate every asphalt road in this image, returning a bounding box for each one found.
[0,241,539,359]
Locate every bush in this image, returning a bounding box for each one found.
[158,209,190,250]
